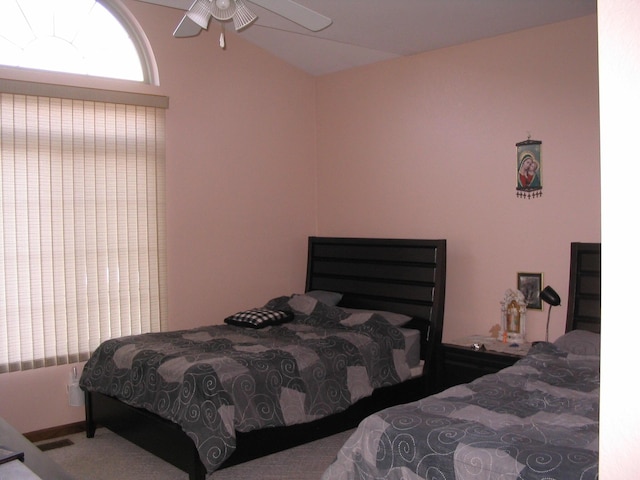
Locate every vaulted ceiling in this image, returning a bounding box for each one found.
[139,0,597,76]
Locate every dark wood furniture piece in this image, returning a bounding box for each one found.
[84,236,447,480]
[438,242,601,392]
[566,242,601,333]
[438,343,527,391]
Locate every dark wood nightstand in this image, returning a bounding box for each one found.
[437,336,531,392]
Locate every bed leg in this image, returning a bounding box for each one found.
[187,446,207,480]
[84,391,96,438]
[190,461,206,480]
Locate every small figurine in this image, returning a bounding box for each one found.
[500,289,527,343]
[489,324,501,339]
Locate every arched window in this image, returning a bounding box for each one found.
[0,1,167,373]
[0,0,157,84]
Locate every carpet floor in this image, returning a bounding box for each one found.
[40,427,354,480]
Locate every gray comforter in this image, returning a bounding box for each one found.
[323,339,599,480]
[80,294,412,474]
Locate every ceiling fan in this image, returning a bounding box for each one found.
[135,0,332,45]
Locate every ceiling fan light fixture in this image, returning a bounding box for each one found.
[186,0,213,29]
[161,0,332,40]
[232,0,257,31]
[211,0,237,21]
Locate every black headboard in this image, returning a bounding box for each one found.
[305,237,447,364]
[566,242,601,333]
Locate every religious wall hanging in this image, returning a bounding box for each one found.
[516,136,542,199]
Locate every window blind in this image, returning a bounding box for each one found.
[0,91,167,373]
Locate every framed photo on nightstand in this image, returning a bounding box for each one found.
[517,272,543,309]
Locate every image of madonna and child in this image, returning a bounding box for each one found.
[518,153,540,189]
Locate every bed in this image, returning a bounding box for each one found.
[80,236,447,480]
[322,241,601,480]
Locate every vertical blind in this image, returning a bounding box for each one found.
[0,90,167,373]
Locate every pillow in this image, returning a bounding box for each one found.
[224,308,293,329]
[340,307,413,327]
[304,290,343,306]
[553,329,600,355]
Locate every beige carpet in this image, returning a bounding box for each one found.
[40,427,354,480]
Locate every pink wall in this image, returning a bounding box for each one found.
[132,0,319,327]
[316,15,600,343]
[0,7,600,433]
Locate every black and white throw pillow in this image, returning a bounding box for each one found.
[224,308,293,329]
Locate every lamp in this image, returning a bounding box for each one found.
[210,0,237,21]
[207,0,258,48]
[232,0,257,30]
[186,0,213,29]
[540,285,561,342]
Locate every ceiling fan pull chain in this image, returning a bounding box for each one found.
[219,22,226,49]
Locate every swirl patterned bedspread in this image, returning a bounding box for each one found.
[80,294,412,474]
[323,341,599,480]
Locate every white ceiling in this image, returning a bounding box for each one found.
[139,0,597,76]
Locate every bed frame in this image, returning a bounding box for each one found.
[84,236,447,480]
[566,242,601,333]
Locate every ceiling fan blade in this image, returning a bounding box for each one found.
[134,0,194,10]
[173,14,203,37]
[247,0,331,31]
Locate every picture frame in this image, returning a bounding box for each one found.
[517,272,543,309]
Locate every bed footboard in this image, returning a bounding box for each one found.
[84,376,426,479]
[84,391,206,480]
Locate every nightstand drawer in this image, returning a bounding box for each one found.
[438,343,523,391]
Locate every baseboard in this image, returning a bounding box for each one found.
[24,421,86,443]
